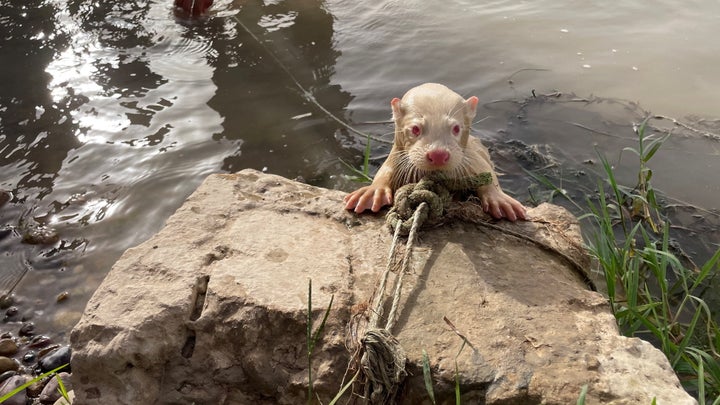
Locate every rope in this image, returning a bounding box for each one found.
[349,171,600,402]
[360,217,410,404]
[385,202,427,331]
[357,172,491,403]
[386,172,492,235]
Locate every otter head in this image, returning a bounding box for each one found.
[391,83,479,178]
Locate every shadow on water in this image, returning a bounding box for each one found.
[0,0,352,346]
[208,0,354,181]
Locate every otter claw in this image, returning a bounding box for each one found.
[481,190,527,222]
[345,186,392,213]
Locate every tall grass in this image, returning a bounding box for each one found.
[339,133,373,183]
[581,117,720,403]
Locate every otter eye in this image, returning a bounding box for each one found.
[411,125,421,136]
[452,124,461,135]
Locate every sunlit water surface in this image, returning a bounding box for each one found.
[1,0,719,342]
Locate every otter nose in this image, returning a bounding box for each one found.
[426,149,450,166]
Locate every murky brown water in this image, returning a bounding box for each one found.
[1,0,718,343]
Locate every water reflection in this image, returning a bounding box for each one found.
[209,0,353,181]
[0,0,357,342]
[0,0,226,339]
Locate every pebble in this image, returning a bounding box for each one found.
[0,190,10,208]
[39,371,72,404]
[23,351,36,364]
[28,335,52,349]
[0,286,74,405]
[0,356,19,373]
[52,388,74,405]
[0,338,18,356]
[38,344,60,359]
[0,295,14,309]
[27,378,45,398]
[22,226,59,245]
[18,321,35,337]
[5,306,18,319]
[0,375,28,405]
[39,346,71,373]
[56,291,70,303]
[0,370,16,383]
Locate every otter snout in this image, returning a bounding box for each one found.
[426,149,450,166]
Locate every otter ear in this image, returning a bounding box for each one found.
[465,96,479,120]
[391,97,404,121]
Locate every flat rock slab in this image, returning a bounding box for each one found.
[70,169,695,405]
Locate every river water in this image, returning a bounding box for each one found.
[1,0,719,343]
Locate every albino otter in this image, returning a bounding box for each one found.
[344,83,527,221]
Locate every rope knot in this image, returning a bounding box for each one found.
[360,328,407,404]
[386,172,492,235]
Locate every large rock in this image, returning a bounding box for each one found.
[70,169,695,404]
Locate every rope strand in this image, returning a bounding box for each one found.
[357,174,491,404]
[385,202,427,331]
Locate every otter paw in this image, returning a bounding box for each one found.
[480,189,527,222]
[344,185,393,213]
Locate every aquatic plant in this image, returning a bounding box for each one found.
[577,117,720,403]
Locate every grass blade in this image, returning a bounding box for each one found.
[311,294,334,351]
[0,363,69,403]
[328,370,359,405]
[56,373,70,401]
[422,349,436,405]
[576,384,588,405]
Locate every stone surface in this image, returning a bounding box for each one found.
[0,356,18,373]
[39,372,73,404]
[70,169,696,405]
[0,375,28,405]
[39,346,71,373]
[52,390,74,405]
[0,338,18,356]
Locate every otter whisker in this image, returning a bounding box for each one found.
[447,103,466,120]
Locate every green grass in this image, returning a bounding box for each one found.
[339,132,373,183]
[422,349,437,405]
[0,363,70,403]
[56,371,71,402]
[560,117,720,403]
[576,384,588,405]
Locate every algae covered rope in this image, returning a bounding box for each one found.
[357,172,491,404]
[386,172,492,235]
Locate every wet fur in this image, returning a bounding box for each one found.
[388,83,495,189]
[344,83,527,221]
[388,138,490,189]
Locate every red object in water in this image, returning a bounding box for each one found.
[175,0,214,15]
